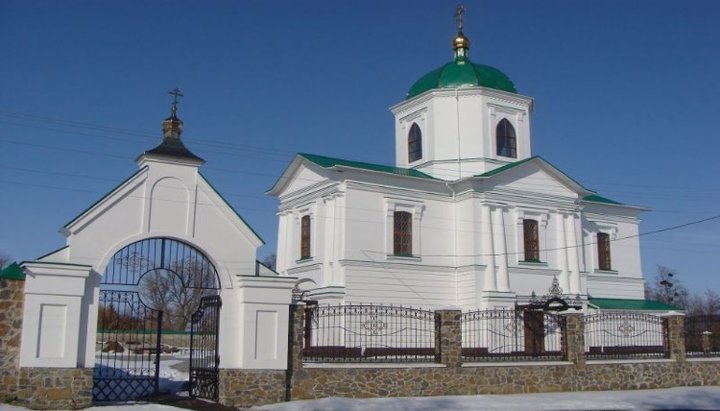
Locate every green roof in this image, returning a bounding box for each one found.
[0,263,25,280]
[589,298,679,311]
[408,56,516,99]
[583,194,623,205]
[476,156,538,177]
[299,153,438,180]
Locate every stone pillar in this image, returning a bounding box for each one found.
[561,313,585,366]
[0,273,24,402]
[663,314,686,362]
[288,304,305,375]
[435,309,462,368]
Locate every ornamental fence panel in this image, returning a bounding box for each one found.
[584,312,667,360]
[461,309,564,362]
[302,304,435,363]
[684,315,720,358]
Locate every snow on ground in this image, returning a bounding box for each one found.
[2,386,720,411]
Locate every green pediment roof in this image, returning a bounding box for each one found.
[408,56,517,99]
[0,263,25,280]
[582,194,623,205]
[589,298,679,311]
[299,153,438,180]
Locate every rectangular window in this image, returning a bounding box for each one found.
[523,219,539,262]
[300,215,311,259]
[393,211,412,256]
[597,232,611,270]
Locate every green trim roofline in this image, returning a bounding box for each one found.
[588,297,680,311]
[199,173,265,245]
[299,153,438,180]
[476,156,624,206]
[64,166,149,229]
[0,263,25,280]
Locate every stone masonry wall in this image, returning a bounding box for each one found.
[0,277,24,402]
[218,369,287,408]
[16,368,93,410]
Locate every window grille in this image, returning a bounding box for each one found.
[523,219,539,262]
[597,232,611,270]
[300,215,311,259]
[393,211,412,256]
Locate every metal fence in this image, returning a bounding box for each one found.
[461,309,564,362]
[584,312,667,360]
[684,315,720,358]
[302,304,435,363]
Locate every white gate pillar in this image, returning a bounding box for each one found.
[19,262,92,368]
[218,275,296,369]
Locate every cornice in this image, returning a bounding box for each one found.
[390,87,533,116]
[339,258,456,273]
[278,182,342,210]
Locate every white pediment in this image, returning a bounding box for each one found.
[269,159,329,198]
[484,158,589,200]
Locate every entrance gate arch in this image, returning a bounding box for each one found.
[93,237,222,402]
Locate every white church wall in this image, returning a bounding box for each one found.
[343,262,456,307]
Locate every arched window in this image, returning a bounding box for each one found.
[597,232,611,270]
[408,123,422,163]
[300,215,311,259]
[393,211,412,256]
[496,119,517,158]
[523,219,539,262]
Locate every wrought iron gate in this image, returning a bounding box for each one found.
[189,295,222,401]
[93,290,163,401]
[93,237,220,402]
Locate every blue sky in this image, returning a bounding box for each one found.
[1,1,718,293]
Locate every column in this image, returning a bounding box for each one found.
[556,212,570,292]
[276,212,288,273]
[493,207,510,292]
[565,214,581,294]
[481,204,496,292]
[322,196,335,285]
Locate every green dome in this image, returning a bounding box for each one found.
[407,56,517,99]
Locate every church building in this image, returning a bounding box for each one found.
[269,14,647,310]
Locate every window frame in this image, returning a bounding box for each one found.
[597,232,612,271]
[384,198,424,260]
[300,214,312,260]
[523,219,540,262]
[408,122,423,163]
[393,211,413,256]
[496,118,517,159]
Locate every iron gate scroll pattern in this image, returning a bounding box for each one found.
[461,310,563,361]
[584,312,666,359]
[303,304,435,363]
[189,295,222,401]
[93,290,163,402]
[94,237,221,402]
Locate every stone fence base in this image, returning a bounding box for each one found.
[16,368,93,410]
[218,369,287,408]
[286,361,720,400]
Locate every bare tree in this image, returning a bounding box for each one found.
[262,253,277,271]
[139,257,218,330]
[686,290,720,316]
[645,265,690,309]
[0,253,11,270]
